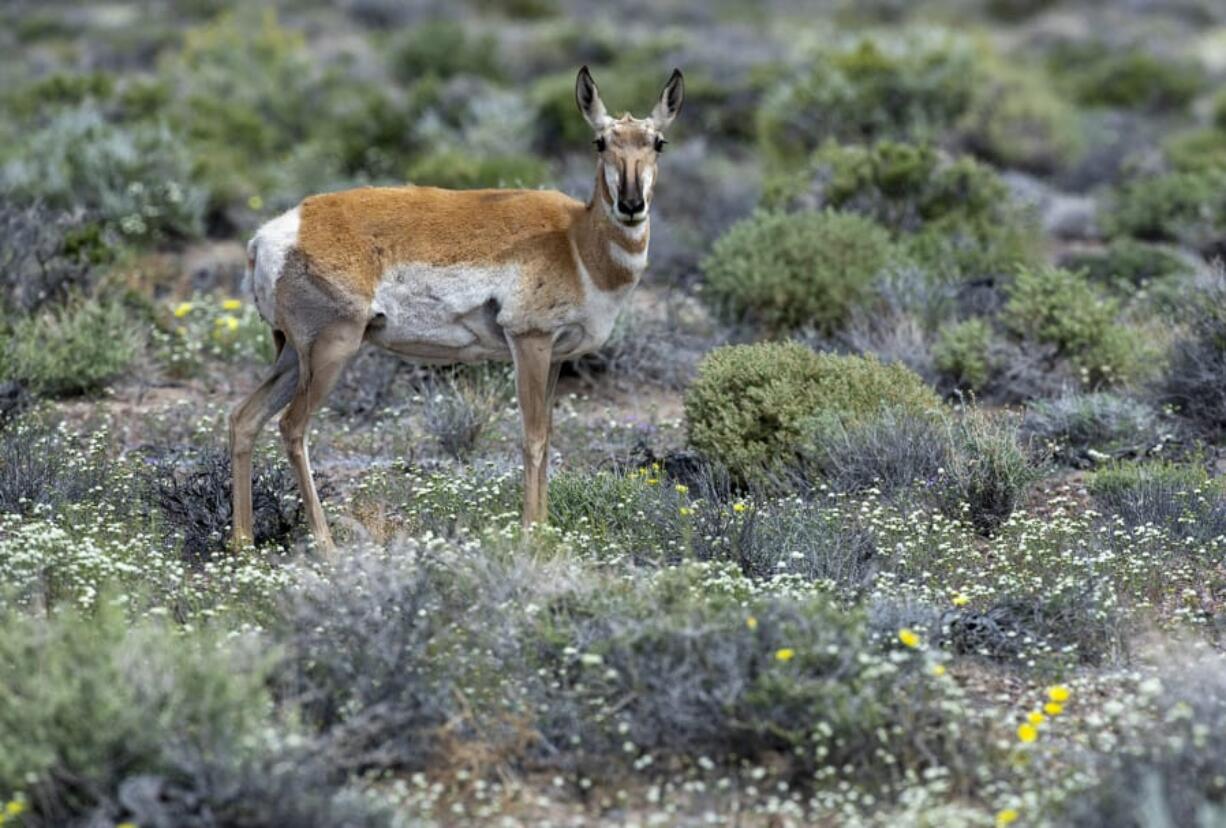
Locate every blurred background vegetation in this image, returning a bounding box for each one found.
[7,0,1226,825]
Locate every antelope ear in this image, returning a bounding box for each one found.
[575,65,612,132]
[649,68,684,130]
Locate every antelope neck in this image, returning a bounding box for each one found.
[572,165,649,292]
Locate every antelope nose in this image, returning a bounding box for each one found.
[618,197,645,216]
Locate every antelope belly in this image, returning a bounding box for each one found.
[367,262,516,362]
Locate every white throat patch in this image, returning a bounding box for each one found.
[608,241,648,272]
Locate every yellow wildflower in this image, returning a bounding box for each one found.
[172,301,193,318]
[4,801,25,816]
[952,592,970,607]
[898,628,921,648]
[646,477,659,485]
[222,297,242,311]
[996,808,1019,826]
[1048,685,1071,702]
[1044,702,1064,716]
[931,664,947,677]
[679,507,692,517]
[117,822,139,828]
[732,502,747,513]
[247,194,264,211]
[1017,723,1038,743]
[775,648,795,662]
[1027,711,1046,726]
[746,616,758,631]
[217,315,239,332]
[675,484,688,494]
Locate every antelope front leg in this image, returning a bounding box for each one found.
[510,331,554,529]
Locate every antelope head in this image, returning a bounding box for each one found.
[575,65,685,227]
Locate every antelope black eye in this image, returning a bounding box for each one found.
[594,137,607,152]
[654,136,667,153]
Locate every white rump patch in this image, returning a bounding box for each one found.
[248,206,301,327]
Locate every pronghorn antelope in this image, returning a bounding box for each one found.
[230,65,685,554]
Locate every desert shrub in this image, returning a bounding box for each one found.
[0,201,102,314]
[390,20,502,83]
[801,407,950,499]
[684,343,941,481]
[1021,392,1162,467]
[1049,43,1206,112]
[757,32,978,163]
[701,210,899,335]
[1087,461,1226,542]
[272,548,457,776]
[941,590,1124,666]
[3,71,116,121]
[764,142,1041,281]
[1066,667,1226,827]
[0,604,389,827]
[164,10,415,217]
[936,408,1039,535]
[1104,170,1226,253]
[143,447,307,563]
[3,295,140,397]
[536,569,971,786]
[1002,265,1138,386]
[1061,239,1193,292]
[933,318,993,392]
[1164,126,1226,174]
[0,417,113,518]
[1157,269,1226,435]
[419,365,513,461]
[405,149,548,189]
[1,107,205,241]
[958,60,1084,173]
[985,0,1058,20]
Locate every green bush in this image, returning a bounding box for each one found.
[937,408,1039,535]
[539,569,969,785]
[1002,265,1138,386]
[3,71,116,120]
[763,141,1041,281]
[1164,127,1226,174]
[1049,44,1205,112]
[701,210,899,335]
[1061,239,1193,291]
[405,149,548,189]
[0,603,389,825]
[933,318,993,391]
[3,296,140,396]
[685,343,941,480]
[1104,171,1226,251]
[757,32,978,163]
[0,604,265,817]
[390,21,502,83]
[957,61,1084,173]
[1,107,205,241]
[165,10,421,214]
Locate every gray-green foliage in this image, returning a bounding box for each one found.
[1002,265,1139,387]
[936,408,1040,535]
[684,343,942,481]
[0,603,391,826]
[701,210,899,335]
[1,107,205,241]
[3,296,140,396]
[757,33,978,163]
[763,141,1041,282]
